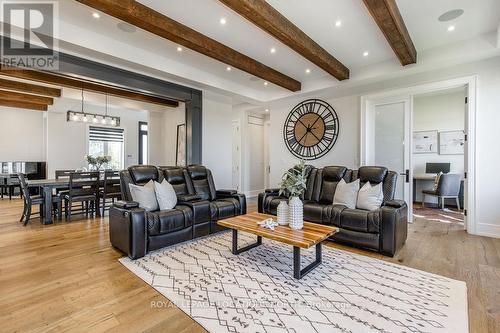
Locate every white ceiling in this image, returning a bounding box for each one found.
[8,0,500,104]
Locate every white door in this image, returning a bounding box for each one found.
[232,120,241,191]
[363,98,412,222]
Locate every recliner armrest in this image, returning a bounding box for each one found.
[113,200,139,209]
[216,189,237,196]
[265,188,280,193]
[177,194,201,202]
[109,204,147,260]
[383,200,406,209]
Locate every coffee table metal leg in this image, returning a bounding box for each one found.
[293,243,322,279]
[232,229,262,255]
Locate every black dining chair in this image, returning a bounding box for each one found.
[4,175,22,200]
[64,171,100,221]
[422,173,462,210]
[98,170,121,216]
[18,173,62,225]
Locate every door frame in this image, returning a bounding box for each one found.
[361,95,413,222]
[361,75,477,233]
[231,119,242,192]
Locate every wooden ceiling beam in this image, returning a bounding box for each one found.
[0,99,47,111]
[363,0,417,65]
[0,89,54,105]
[0,68,180,108]
[75,0,301,92]
[218,0,349,81]
[0,78,61,97]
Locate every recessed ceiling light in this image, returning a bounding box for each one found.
[264,81,268,86]
[219,17,227,25]
[265,108,269,112]
[270,47,276,54]
[305,68,311,74]
[363,51,369,57]
[92,12,100,19]
[335,20,342,27]
[226,66,232,71]
[177,46,183,52]
[438,9,464,22]
[447,25,455,32]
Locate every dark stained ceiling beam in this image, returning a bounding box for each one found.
[0,89,54,105]
[0,98,48,111]
[0,67,180,108]
[75,0,301,91]
[363,0,417,65]
[218,0,349,81]
[0,77,61,97]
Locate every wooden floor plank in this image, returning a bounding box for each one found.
[0,198,499,332]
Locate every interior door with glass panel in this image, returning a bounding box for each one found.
[364,98,412,222]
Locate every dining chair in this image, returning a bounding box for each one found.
[422,173,462,210]
[99,170,121,216]
[5,175,22,200]
[64,171,100,221]
[18,173,62,226]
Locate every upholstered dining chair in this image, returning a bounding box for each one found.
[18,173,62,225]
[98,170,121,216]
[64,171,100,220]
[422,173,461,210]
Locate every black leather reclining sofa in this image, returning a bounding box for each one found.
[259,166,407,256]
[109,165,246,259]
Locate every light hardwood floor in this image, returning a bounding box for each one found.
[0,198,499,332]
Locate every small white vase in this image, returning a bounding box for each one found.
[277,201,289,225]
[288,196,304,230]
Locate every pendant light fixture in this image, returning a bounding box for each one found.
[67,88,120,127]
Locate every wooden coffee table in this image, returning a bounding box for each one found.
[217,212,338,279]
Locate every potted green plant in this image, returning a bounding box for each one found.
[279,160,308,229]
[85,155,110,171]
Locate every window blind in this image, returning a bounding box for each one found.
[89,126,124,142]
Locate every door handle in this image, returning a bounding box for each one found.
[399,169,410,183]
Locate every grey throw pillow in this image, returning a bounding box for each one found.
[154,179,178,210]
[333,179,360,209]
[129,180,158,211]
[356,182,384,211]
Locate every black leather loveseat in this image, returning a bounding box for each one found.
[259,166,407,256]
[109,165,246,259]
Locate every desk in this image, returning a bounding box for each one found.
[413,173,464,206]
[28,178,119,225]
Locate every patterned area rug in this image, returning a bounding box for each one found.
[120,231,468,333]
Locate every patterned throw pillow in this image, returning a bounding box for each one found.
[433,171,443,191]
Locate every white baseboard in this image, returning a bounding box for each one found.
[244,189,264,198]
[475,222,500,239]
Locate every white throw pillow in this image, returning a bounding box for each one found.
[333,179,360,209]
[129,180,158,211]
[356,182,384,211]
[154,179,178,210]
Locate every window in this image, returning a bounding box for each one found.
[88,126,124,170]
[138,121,148,165]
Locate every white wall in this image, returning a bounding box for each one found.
[202,96,233,189]
[46,100,148,178]
[0,107,46,161]
[269,95,360,187]
[148,105,185,166]
[413,90,465,174]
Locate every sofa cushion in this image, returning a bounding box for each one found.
[318,166,348,203]
[303,201,325,224]
[340,208,381,233]
[265,196,288,215]
[357,166,388,184]
[210,198,240,220]
[146,205,193,236]
[129,165,161,184]
[323,204,347,227]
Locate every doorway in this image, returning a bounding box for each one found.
[361,76,476,232]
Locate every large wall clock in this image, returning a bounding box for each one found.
[283,99,339,160]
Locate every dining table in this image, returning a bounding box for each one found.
[27,178,120,225]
